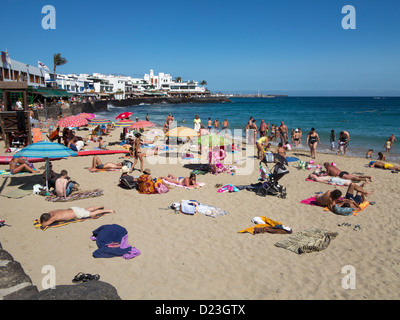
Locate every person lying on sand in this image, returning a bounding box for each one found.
[39,206,115,227]
[315,189,342,211]
[90,156,123,170]
[368,161,400,171]
[308,173,352,186]
[323,162,372,182]
[161,173,199,189]
[9,157,36,174]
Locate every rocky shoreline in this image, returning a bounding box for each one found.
[0,241,121,300]
[35,95,231,120]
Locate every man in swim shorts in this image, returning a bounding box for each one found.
[343,182,374,205]
[323,162,372,182]
[368,161,400,171]
[90,156,123,171]
[315,189,342,211]
[39,206,115,227]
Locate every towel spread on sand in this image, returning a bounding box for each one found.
[45,189,104,202]
[301,196,370,215]
[33,212,109,230]
[0,169,36,176]
[238,216,292,235]
[86,167,121,172]
[162,179,205,189]
[274,228,338,254]
[0,188,32,199]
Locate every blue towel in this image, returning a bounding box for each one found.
[91,224,132,258]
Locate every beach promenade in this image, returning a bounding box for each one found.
[0,121,399,300]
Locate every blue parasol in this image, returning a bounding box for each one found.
[13,141,77,190]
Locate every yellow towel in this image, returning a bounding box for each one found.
[238,216,283,234]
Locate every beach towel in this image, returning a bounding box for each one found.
[217,184,239,193]
[162,179,205,189]
[33,212,109,230]
[274,228,338,254]
[286,157,299,162]
[91,224,141,259]
[45,189,104,202]
[238,216,292,235]
[86,167,121,172]
[32,128,43,143]
[0,168,36,176]
[170,200,228,218]
[0,188,32,199]
[300,196,320,206]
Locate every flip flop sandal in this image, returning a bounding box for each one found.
[338,222,351,227]
[369,201,376,205]
[353,224,361,231]
[81,273,100,282]
[72,272,86,283]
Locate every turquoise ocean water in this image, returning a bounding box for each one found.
[94,96,400,161]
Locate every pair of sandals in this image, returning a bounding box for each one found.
[338,222,361,231]
[72,272,100,283]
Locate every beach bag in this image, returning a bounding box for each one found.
[180,200,198,215]
[156,183,169,194]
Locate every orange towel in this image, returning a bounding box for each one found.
[32,128,43,143]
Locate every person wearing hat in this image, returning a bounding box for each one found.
[137,168,156,194]
[119,166,137,187]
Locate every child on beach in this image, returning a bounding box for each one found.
[384,139,392,153]
[330,130,336,150]
[366,149,373,158]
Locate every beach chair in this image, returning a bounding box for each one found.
[119,177,138,190]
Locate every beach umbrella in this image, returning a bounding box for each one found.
[197,134,232,146]
[114,119,134,127]
[57,115,88,128]
[129,120,156,129]
[166,126,200,138]
[116,112,133,120]
[88,118,111,125]
[13,141,77,191]
[77,112,95,120]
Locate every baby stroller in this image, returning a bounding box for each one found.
[257,152,289,198]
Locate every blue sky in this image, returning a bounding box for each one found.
[1,0,400,95]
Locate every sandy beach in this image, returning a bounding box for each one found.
[1,124,399,300]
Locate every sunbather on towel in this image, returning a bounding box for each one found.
[9,157,36,174]
[341,182,373,205]
[323,162,372,182]
[39,206,115,227]
[308,173,352,186]
[90,155,123,170]
[315,189,342,211]
[368,161,400,171]
[161,173,199,189]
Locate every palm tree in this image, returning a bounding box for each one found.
[175,76,182,83]
[200,80,207,87]
[53,53,67,86]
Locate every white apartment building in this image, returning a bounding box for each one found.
[143,69,207,95]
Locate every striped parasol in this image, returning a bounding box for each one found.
[57,116,88,128]
[114,119,135,127]
[13,141,77,190]
[88,118,112,125]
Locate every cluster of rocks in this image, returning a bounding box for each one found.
[0,242,121,300]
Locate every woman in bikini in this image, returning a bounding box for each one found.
[9,157,36,174]
[306,128,320,159]
[161,173,198,189]
[131,133,144,172]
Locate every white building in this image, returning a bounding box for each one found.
[143,69,208,96]
[1,58,46,88]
